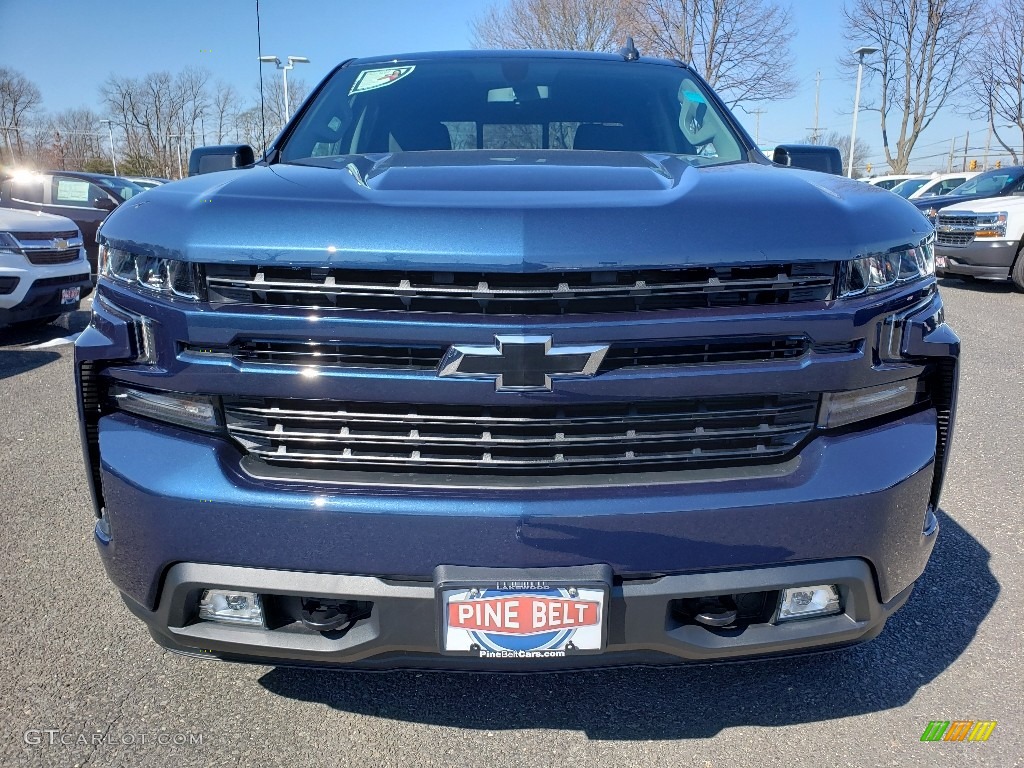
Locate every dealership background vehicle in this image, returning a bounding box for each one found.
[0,207,92,327]
[123,176,170,190]
[864,174,918,190]
[935,194,1024,290]
[0,171,145,275]
[906,172,979,199]
[913,166,1024,223]
[888,176,929,198]
[75,48,958,670]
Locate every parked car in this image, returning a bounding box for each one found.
[0,171,146,275]
[934,194,1024,290]
[913,166,1024,223]
[907,172,979,200]
[889,177,931,198]
[864,174,920,190]
[123,176,171,190]
[0,207,92,327]
[77,47,957,670]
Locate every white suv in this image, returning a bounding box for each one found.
[934,195,1024,291]
[0,208,93,327]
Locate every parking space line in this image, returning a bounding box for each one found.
[24,333,81,350]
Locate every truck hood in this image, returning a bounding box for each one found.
[100,152,932,271]
[0,207,81,234]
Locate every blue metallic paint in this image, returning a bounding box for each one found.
[99,157,932,272]
[95,408,937,611]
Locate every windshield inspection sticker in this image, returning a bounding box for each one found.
[349,66,416,95]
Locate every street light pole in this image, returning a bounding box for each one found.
[1,126,18,163]
[259,55,310,121]
[168,134,184,179]
[848,45,879,178]
[99,119,117,176]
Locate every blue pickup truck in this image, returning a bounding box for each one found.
[75,48,959,669]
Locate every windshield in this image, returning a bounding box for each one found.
[949,170,1024,197]
[279,57,747,166]
[97,177,147,200]
[890,178,928,198]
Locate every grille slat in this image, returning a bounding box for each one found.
[935,232,974,247]
[224,395,819,475]
[184,336,812,371]
[205,264,836,315]
[8,229,79,240]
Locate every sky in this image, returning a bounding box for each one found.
[0,0,1014,173]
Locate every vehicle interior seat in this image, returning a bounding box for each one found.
[389,121,453,152]
[572,123,645,151]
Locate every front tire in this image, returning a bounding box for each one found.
[1011,246,1024,293]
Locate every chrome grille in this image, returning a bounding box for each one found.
[24,248,81,265]
[13,230,83,265]
[935,231,974,247]
[224,395,819,475]
[936,213,978,247]
[184,336,813,371]
[205,263,836,315]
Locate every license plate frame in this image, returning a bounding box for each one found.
[435,565,611,659]
[61,287,81,305]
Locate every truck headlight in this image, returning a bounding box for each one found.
[0,232,24,255]
[110,384,221,432]
[838,237,934,298]
[974,212,1007,238]
[99,245,203,300]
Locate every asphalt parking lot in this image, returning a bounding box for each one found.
[0,280,1021,768]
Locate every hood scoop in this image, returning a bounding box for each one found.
[362,150,684,193]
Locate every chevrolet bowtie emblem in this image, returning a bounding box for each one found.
[437,335,610,391]
[53,238,70,250]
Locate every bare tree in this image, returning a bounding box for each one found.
[46,108,109,172]
[969,0,1024,164]
[211,82,241,143]
[805,130,872,177]
[471,0,624,51]
[0,68,43,161]
[629,0,797,105]
[842,0,983,174]
[101,68,215,177]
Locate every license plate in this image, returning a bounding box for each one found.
[935,255,947,268]
[61,287,80,305]
[440,577,608,658]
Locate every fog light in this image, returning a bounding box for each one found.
[777,585,840,622]
[198,590,264,626]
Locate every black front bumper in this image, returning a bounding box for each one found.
[0,274,93,324]
[123,558,913,670]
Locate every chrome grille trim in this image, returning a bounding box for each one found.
[183,336,817,371]
[205,263,836,314]
[223,395,819,475]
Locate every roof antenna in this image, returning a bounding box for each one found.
[619,36,640,62]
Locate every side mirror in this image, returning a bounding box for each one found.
[188,144,256,176]
[772,147,792,167]
[93,197,117,211]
